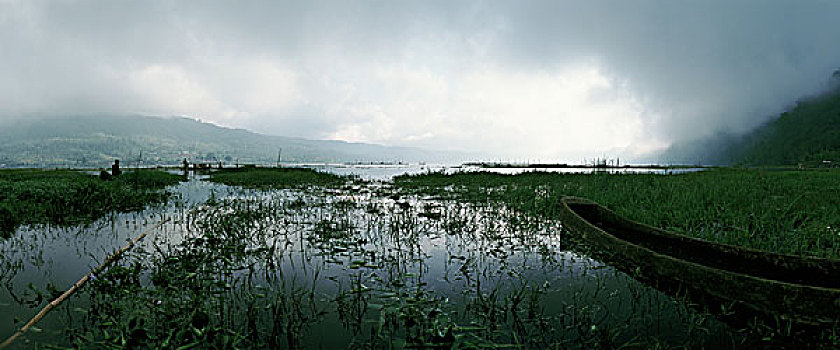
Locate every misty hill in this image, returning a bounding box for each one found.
[0,115,464,167]
[727,87,840,166]
[655,132,741,165]
[661,72,840,166]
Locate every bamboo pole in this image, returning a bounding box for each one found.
[0,217,171,349]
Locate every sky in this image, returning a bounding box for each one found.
[2,1,840,162]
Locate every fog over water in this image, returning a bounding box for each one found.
[2,1,840,162]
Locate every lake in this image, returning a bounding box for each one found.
[1,169,744,349]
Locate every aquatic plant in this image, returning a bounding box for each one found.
[6,169,840,349]
[0,169,181,236]
[208,167,346,189]
[396,168,840,258]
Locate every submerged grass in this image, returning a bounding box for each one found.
[62,184,759,349]
[208,167,346,189]
[8,167,840,349]
[0,169,181,236]
[395,168,840,258]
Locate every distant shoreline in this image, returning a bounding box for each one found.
[461,162,711,170]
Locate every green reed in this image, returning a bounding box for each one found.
[395,168,840,258]
[42,175,837,349]
[0,169,181,237]
[208,167,346,189]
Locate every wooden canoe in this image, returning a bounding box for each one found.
[557,196,840,327]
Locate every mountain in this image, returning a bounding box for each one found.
[659,71,840,166]
[654,132,742,165]
[729,87,840,166]
[0,115,467,167]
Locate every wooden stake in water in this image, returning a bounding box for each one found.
[277,148,282,168]
[0,217,171,349]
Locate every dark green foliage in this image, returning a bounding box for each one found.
[209,167,345,189]
[0,201,18,237]
[78,199,284,349]
[0,169,180,234]
[721,88,840,166]
[81,254,248,349]
[396,169,840,258]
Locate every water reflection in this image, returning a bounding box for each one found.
[1,179,738,349]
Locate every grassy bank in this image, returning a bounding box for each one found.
[208,166,345,189]
[0,169,181,236]
[395,168,840,258]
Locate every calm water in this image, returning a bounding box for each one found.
[303,164,704,181]
[1,175,739,349]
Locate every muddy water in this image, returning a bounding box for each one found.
[0,179,738,349]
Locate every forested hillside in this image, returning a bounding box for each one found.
[729,87,840,166]
[660,72,840,166]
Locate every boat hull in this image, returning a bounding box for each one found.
[557,196,840,327]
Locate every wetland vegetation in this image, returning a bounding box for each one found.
[1,166,839,349]
[207,167,345,189]
[396,168,840,258]
[0,169,181,237]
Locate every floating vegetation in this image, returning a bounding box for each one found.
[396,168,840,258]
[0,169,181,237]
[8,185,728,348]
[1,168,839,348]
[207,166,346,189]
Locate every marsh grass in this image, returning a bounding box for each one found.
[393,168,840,347]
[395,168,840,258]
[208,167,345,189]
[56,182,760,349]
[0,169,181,236]
[15,169,840,349]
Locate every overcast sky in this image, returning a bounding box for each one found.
[3,1,840,162]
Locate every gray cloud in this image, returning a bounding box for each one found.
[502,1,840,137]
[2,0,840,161]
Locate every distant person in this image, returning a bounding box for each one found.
[111,159,121,177]
[182,158,190,176]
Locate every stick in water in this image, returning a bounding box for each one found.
[0,217,171,349]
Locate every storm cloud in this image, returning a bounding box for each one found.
[2,0,840,162]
